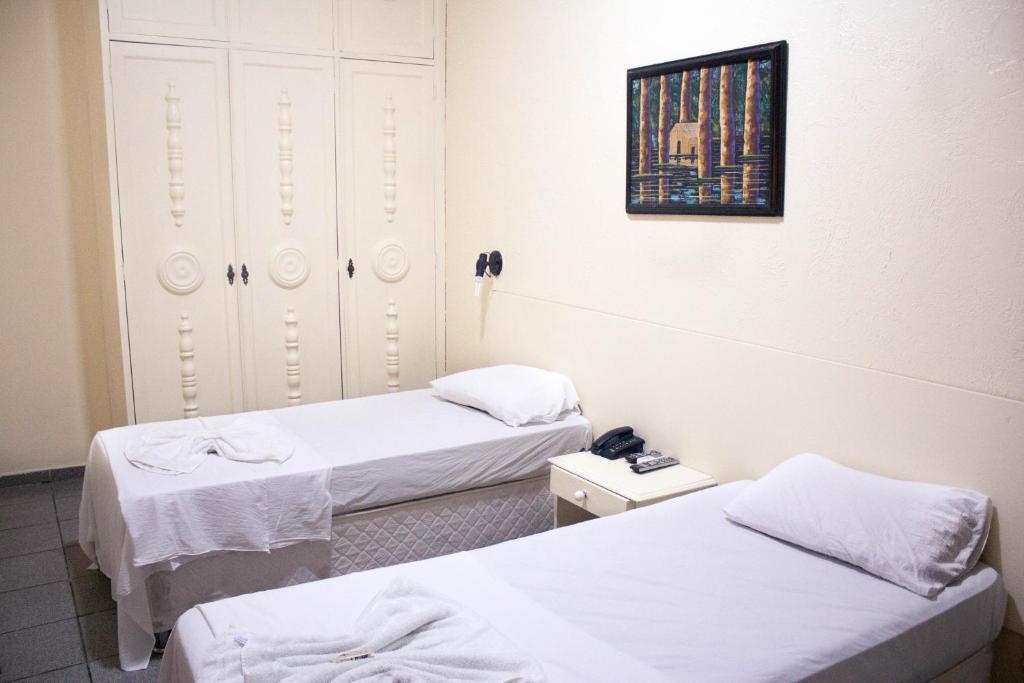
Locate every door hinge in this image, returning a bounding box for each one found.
[346,258,355,279]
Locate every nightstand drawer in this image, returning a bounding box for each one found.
[550,465,631,517]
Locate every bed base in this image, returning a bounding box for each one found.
[929,643,992,683]
[145,475,553,631]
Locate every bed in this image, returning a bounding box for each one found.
[161,481,1006,682]
[79,388,591,670]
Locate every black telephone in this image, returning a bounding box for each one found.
[591,426,645,460]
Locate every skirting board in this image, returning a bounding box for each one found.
[0,466,86,487]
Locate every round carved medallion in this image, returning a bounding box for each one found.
[372,239,410,282]
[158,250,203,295]
[269,242,310,289]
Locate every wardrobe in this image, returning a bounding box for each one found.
[84,0,445,425]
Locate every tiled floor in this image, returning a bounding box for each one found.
[0,477,161,681]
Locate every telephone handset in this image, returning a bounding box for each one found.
[591,426,645,460]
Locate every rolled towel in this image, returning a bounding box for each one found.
[203,577,545,682]
[125,417,295,475]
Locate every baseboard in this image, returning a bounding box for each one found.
[0,465,85,488]
[993,627,1024,683]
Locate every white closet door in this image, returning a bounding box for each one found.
[109,42,242,423]
[229,0,334,51]
[338,60,436,396]
[230,51,342,410]
[337,0,433,59]
[107,0,229,41]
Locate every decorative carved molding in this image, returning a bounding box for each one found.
[278,89,294,226]
[383,94,397,222]
[268,241,310,289]
[178,312,198,417]
[385,299,399,392]
[372,239,410,283]
[158,249,204,295]
[165,83,185,227]
[284,306,301,405]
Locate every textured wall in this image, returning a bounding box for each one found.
[0,0,112,475]
[445,0,1024,633]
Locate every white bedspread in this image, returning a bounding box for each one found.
[163,554,669,683]
[80,412,331,671]
[267,390,591,514]
[164,482,1006,683]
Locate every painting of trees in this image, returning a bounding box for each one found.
[657,74,672,201]
[627,41,786,216]
[637,77,652,200]
[678,71,692,124]
[696,66,713,203]
[719,63,735,203]
[742,58,761,204]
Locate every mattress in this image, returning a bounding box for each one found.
[162,482,1006,683]
[328,475,554,575]
[267,389,591,514]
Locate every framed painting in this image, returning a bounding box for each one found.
[626,41,787,216]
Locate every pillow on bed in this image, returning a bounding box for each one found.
[430,365,579,427]
[723,453,992,598]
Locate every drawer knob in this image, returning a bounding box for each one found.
[573,490,587,502]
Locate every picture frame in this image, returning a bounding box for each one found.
[626,41,788,216]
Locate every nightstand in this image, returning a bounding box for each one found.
[548,451,716,527]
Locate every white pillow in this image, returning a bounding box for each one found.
[723,453,992,598]
[430,365,580,427]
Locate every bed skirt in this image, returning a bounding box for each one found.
[145,475,553,631]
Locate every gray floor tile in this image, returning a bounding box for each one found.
[71,572,115,616]
[0,523,61,559]
[58,518,78,547]
[0,581,75,634]
[79,608,119,661]
[51,479,83,500]
[55,494,81,521]
[64,544,96,579]
[16,663,90,682]
[0,549,68,592]
[88,655,162,682]
[0,498,56,531]
[0,483,52,507]
[0,618,84,681]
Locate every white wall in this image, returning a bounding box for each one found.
[0,0,112,475]
[445,0,1024,634]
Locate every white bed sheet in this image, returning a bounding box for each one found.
[267,389,591,514]
[163,482,1006,683]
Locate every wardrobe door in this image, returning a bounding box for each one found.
[229,0,334,51]
[337,0,433,59]
[338,60,437,396]
[230,51,342,410]
[109,42,242,422]
[107,0,229,41]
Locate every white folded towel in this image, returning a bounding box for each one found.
[125,417,295,475]
[202,577,545,682]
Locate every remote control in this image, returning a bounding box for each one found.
[625,449,662,465]
[630,455,680,474]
